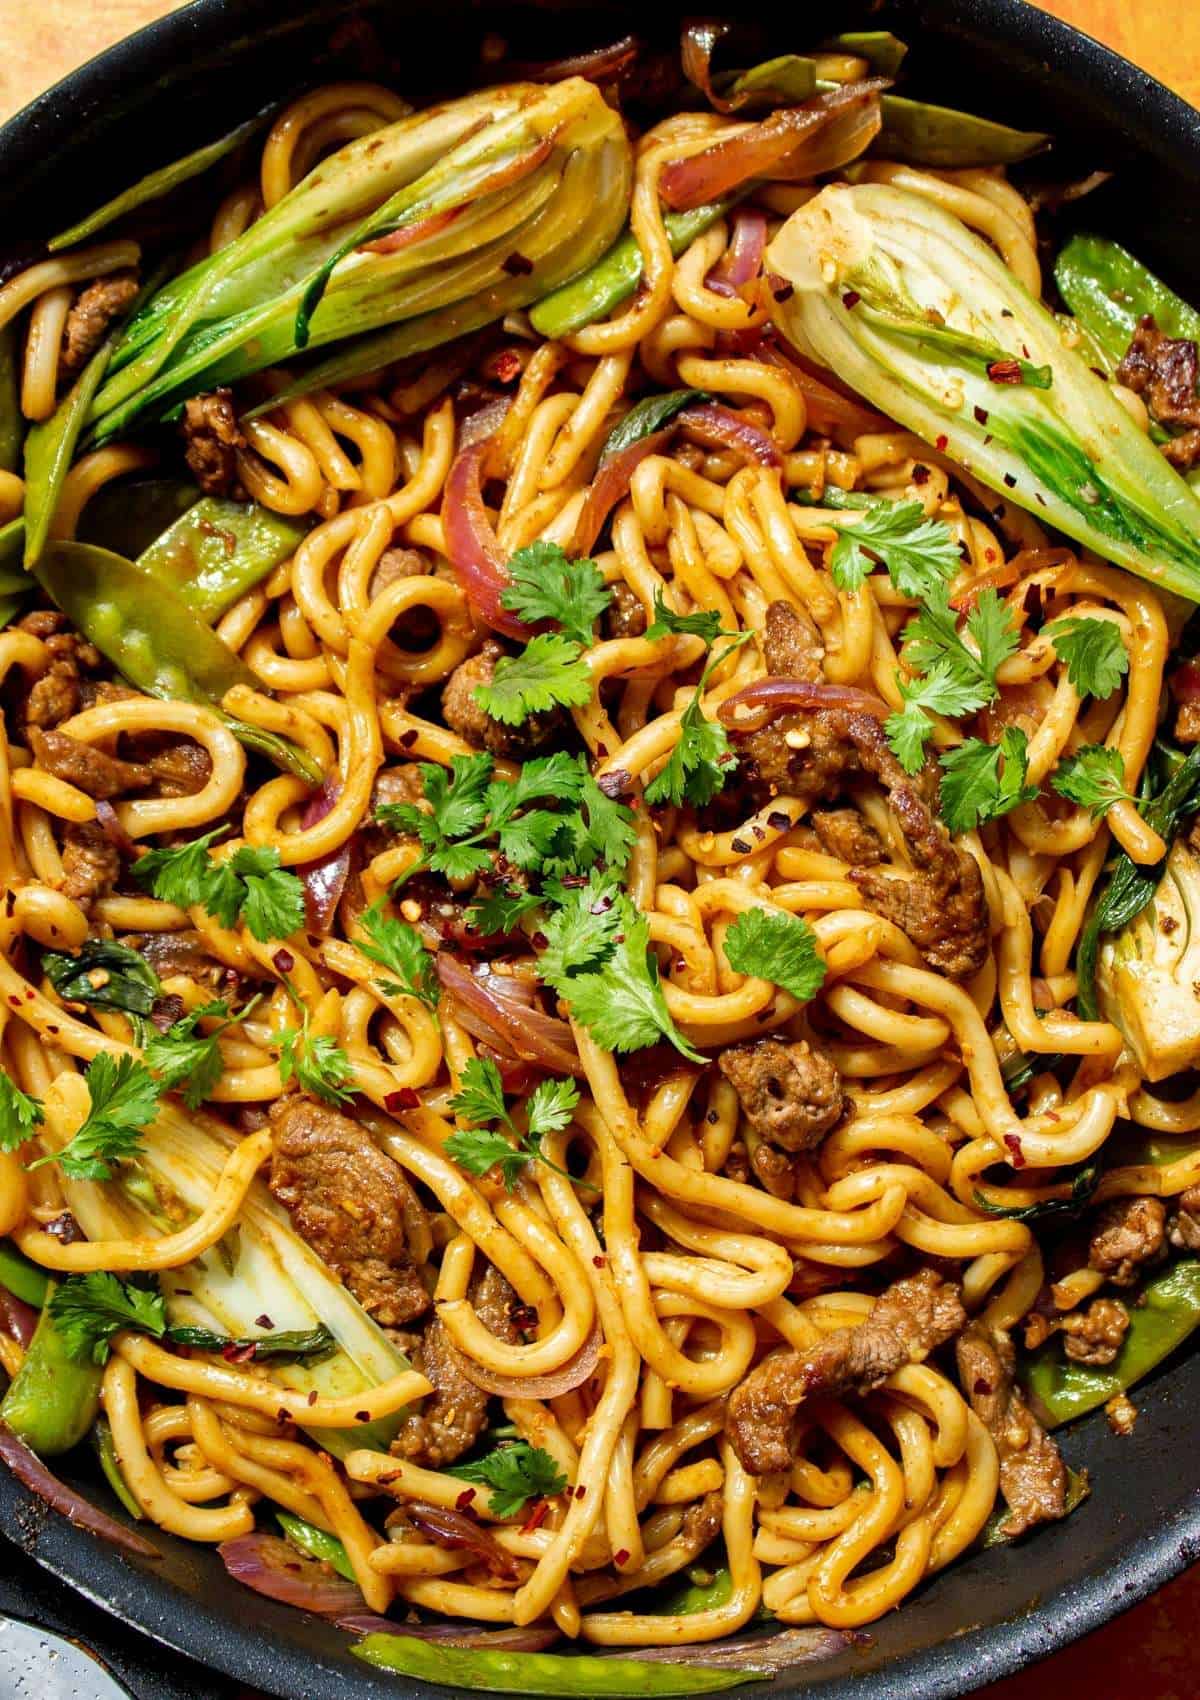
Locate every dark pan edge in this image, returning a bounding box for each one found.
[0,0,1199,1695]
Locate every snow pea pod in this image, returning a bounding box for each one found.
[277,1511,355,1580]
[137,496,308,620]
[92,1416,143,1520]
[351,1634,764,1694]
[657,1565,733,1615]
[872,95,1049,167]
[78,476,199,558]
[820,31,909,77]
[1023,1259,1200,1428]
[0,1241,49,1309]
[530,199,740,339]
[49,109,272,252]
[0,323,22,474]
[0,1282,102,1455]
[1055,233,1200,373]
[22,330,117,569]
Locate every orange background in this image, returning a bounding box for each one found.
[0,2,1196,1698]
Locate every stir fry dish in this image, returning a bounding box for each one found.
[2,20,1200,1688]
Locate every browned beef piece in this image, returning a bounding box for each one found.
[956,1322,1067,1538]
[268,1096,432,1327]
[373,764,427,812]
[122,734,213,798]
[761,599,824,679]
[59,272,139,377]
[1116,314,1200,469]
[60,822,121,911]
[726,1269,965,1474]
[1060,1296,1129,1367]
[129,929,229,990]
[369,546,431,599]
[18,614,104,731]
[811,807,885,867]
[442,638,563,760]
[181,388,245,496]
[391,1266,518,1468]
[749,1137,798,1200]
[1167,1182,1200,1252]
[27,726,151,800]
[1088,1196,1166,1286]
[718,1038,844,1153]
[602,581,648,640]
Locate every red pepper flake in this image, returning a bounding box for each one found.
[531,932,549,951]
[455,1487,477,1511]
[486,349,523,384]
[521,1498,551,1535]
[1003,473,1017,488]
[770,278,794,302]
[223,1341,258,1364]
[841,290,861,309]
[730,837,752,855]
[277,1408,291,1426]
[255,1314,273,1329]
[592,1255,607,1268]
[973,404,989,425]
[398,728,419,748]
[1003,1133,1026,1168]
[987,359,1024,385]
[574,1484,587,1500]
[935,434,948,452]
[273,948,295,974]
[355,1410,371,1423]
[766,810,791,832]
[384,1087,421,1112]
[46,1024,59,1036]
[614,1548,631,1566]
[502,252,533,276]
[974,1377,993,1396]
[912,463,930,486]
[308,1390,319,1407]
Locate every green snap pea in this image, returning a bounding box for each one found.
[136,496,308,620]
[1055,233,1200,373]
[277,1511,355,1580]
[78,477,200,558]
[0,1241,49,1309]
[820,31,909,77]
[0,1281,102,1455]
[873,95,1049,167]
[351,1634,766,1694]
[0,323,23,474]
[600,389,707,465]
[22,332,118,569]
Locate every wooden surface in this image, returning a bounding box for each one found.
[0,2,1197,1698]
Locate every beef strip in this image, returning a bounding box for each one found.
[181,388,245,496]
[602,581,648,640]
[59,272,139,377]
[27,726,151,800]
[1087,1196,1166,1286]
[17,613,104,731]
[60,822,121,911]
[811,807,885,867]
[1167,1182,1200,1252]
[726,1269,965,1474]
[749,1137,799,1201]
[267,1095,431,1327]
[718,1037,844,1153]
[732,603,987,977]
[391,1265,519,1468]
[1060,1296,1129,1367]
[956,1322,1067,1538]
[442,638,563,760]
[122,733,213,798]
[1116,314,1200,470]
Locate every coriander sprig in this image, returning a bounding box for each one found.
[1044,616,1129,700]
[1050,744,1136,818]
[23,1053,162,1181]
[447,1440,568,1518]
[444,1058,585,1191]
[144,996,261,1110]
[828,499,962,600]
[938,727,1038,834]
[722,909,827,1004]
[133,830,306,943]
[885,588,1020,774]
[644,633,754,808]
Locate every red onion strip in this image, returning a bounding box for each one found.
[405,1501,521,1579]
[0,1421,160,1559]
[441,440,531,640]
[677,403,781,468]
[507,36,641,84]
[572,425,675,557]
[713,207,767,297]
[94,798,139,858]
[767,83,885,181]
[456,1318,601,1399]
[296,777,353,933]
[719,676,892,732]
[436,955,581,1076]
[625,1627,861,1670]
[219,1533,364,1615]
[660,104,832,212]
[0,1289,37,1348]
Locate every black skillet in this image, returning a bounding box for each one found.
[1,2,1199,1696]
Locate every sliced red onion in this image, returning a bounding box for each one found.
[456,1319,601,1400]
[705,208,767,299]
[336,1613,560,1650]
[442,440,531,640]
[676,403,781,469]
[405,1501,521,1579]
[363,137,554,257]
[624,1627,863,1670]
[0,1289,37,1347]
[759,342,889,441]
[1175,660,1200,705]
[768,83,885,180]
[219,1533,364,1615]
[0,1421,159,1559]
[719,677,892,732]
[94,798,138,858]
[572,425,676,557]
[661,105,839,210]
[296,778,353,933]
[436,955,581,1076]
[502,36,640,84]
[460,396,511,449]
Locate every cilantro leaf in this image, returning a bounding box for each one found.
[132,828,228,912]
[446,1441,568,1518]
[829,500,961,599]
[144,998,235,1109]
[1045,616,1129,701]
[885,588,1018,774]
[27,1053,161,1181]
[419,754,494,841]
[499,542,612,646]
[444,1126,530,1190]
[646,589,724,645]
[228,846,306,942]
[357,901,439,1010]
[132,831,304,943]
[498,808,570,872]
[577,772,637,874]
[545,898,703,1062]
[967,589,1021,682]
[504,752,588,813]
[0,1074,44,1154]
[1050,744,1135,818]
[884,698,938,775]
[474,633,594,726]
[525,1077,580,1141]
[939,727,1038,834]
[47,1272,167,1366]
[644,637,751,809]
[537,874,623,983]
[723,909,826,1004]
[449,1057,510,1130]
[278,1018,354,1106]
[468,885,544,936]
